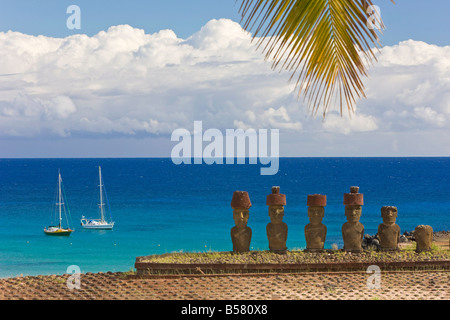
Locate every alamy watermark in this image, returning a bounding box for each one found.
[366,265,381,289]
[66,265,81,290]
[171,121,280,176]
[366,5,383,31]
[67,5,81,30]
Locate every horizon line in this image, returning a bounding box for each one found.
[1,156,449,160]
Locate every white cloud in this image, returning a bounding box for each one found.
[358,39,450,132]
[322,112,378,135]
[377,40,450,68]
[234,106,302,132]
[0,20,449,156]
[0,93,76,137]
[413,106,447,127]
[0,19,301,139]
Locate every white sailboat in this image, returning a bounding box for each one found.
[81,166,115,230]
[44,170,74,236]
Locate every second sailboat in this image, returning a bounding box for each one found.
[81,166,115,230]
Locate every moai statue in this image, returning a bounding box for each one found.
[230,191,252,253]
[414,225,433,252]
[342,186,364,253]
[305,194,327,252]
[266,186,288,253]
[378,206,401,251]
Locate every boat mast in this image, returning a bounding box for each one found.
[58,170,62,229]
[99,166,105,222]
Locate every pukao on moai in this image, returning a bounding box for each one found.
[266,186,288,253]
[342,186,364,253]
[230,191,252,253]
[305,194,327,252]
[414,225,433,252]
[378,206,401,251]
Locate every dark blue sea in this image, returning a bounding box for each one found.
[0,157,449,278]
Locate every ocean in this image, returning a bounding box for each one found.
[0,157,449,278]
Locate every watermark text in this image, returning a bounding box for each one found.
[171,121,279,175]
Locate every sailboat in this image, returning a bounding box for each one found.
[81,166,115,230]
[44,170,74,236]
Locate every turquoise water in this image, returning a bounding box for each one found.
[0,157,449,278]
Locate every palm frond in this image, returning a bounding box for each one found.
[238,0,393,117]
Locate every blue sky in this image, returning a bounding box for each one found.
[1,0,450,45]
[0,0,242,39]
[1,1,450,158]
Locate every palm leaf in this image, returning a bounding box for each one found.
[238,0,394,117]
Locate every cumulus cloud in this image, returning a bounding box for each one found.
[361,39,450,132]
[0,19,302,139]
[0,93,76,137]
[0,20,449,156]
[413,106,446,128]
[322,112,378,135]
[234,106,302,132]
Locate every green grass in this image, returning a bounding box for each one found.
[138,247,450,265]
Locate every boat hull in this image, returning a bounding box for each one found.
[81,224,114,230]
[44,228,73,236]
[81,220,115,230]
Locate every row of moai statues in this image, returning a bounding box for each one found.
[230,186,434,253]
